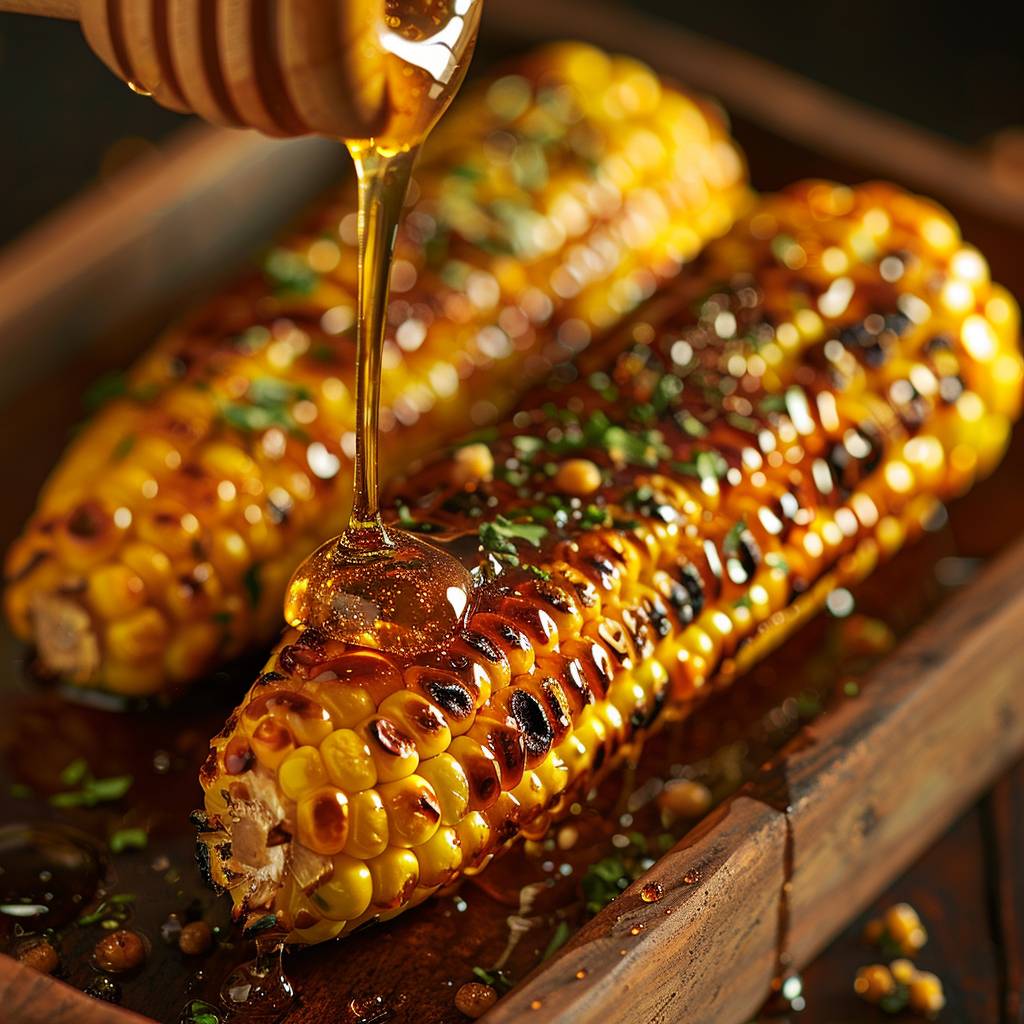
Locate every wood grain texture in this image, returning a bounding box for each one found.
[0,955,151,1024]
[0,0,80,19]
[491,538,1024,1023]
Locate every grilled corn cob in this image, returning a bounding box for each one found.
[196,181,1022,943]
[3,43,746,697]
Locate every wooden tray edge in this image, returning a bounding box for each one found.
[490,537,1024,1022]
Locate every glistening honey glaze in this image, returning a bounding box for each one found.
[285,0,481,656]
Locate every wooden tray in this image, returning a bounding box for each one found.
[2,2,1023,1022]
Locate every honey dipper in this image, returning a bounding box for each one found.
[0,0,481,143]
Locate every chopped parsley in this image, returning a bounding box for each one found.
[478,515,547,568]
[471,966,513,992]
[109,828,148,853]
[50,760,132,808]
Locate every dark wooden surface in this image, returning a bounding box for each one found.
[1,4,1024,1023]
[788,760,1024,1023]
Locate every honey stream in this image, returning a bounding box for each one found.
[285,0,480,657]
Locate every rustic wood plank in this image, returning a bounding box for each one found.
[491,537,1024,1023]
[0,955,150,1024]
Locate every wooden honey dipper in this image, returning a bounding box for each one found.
[0,0,482,143]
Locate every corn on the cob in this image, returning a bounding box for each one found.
[195,181,1022,943]
[3,43,746,697]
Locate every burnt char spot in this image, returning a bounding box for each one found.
[460,630,504,666]
[585,555,617,590]
[417,793,441,822]
[503,604,556,647]
[194,838,224,894]
[369,718,415,759]
[410,701,447,736]
[559,659,595,711]
[278,645,302,675]
[199,749,220,787]
[214,709,241,741]
[477,722,525,789]
[564,572,599,609]
[464,751,501,810]
[496,621,530,653]
[598,619,633,666]
[67,502,105,539]
[312,791,348,847]
[295,626,327,650]
[579,643,613,698]
[529,580,576,617]
[646,596,672,638]
[255,671,287,687]
[486,806,521,846]
[243,690,325,723]
[539,679,572,741]
[509,689,554,765]
[253,717,293,751]
[224,737,254,775]
[422,675,475,722]
[679,563,705,619]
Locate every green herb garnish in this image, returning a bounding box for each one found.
[478,515,547,568]
[109,828,148,853]
[51,760,132,808]
[542,920,571,961]
[471,966,513,992]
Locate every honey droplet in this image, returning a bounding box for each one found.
[574,968,588,980]
[126,80,152,97]
[683,869,701,885]
[629,925,643,936]
[640,882,664,903]
[530,999,543,1011]
[285,524,472,656]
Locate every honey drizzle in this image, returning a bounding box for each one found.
[284,1,480,655]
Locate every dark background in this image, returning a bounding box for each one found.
[1,1,1022,246]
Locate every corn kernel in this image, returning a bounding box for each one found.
[279,746,328,800]
[344,789,389,859]
[310,853,372,921]
[367,847,420,909]
[320,728,377,791]
[296,787,349,855]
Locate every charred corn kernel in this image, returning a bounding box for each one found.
[7,43,747,697]
[854,964,895,1001]
[198,182,1020,944]
[377,776,441,848]
[296,787,349,855]
[417,754,469,825]
[360,717,419,783]
[378,693,452,760]
[343,789,389,860]
[320,729,377,792]
[367,847,420,910]
[278,746,327,801]
[309,854,372,921]
[249,717,295,770]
